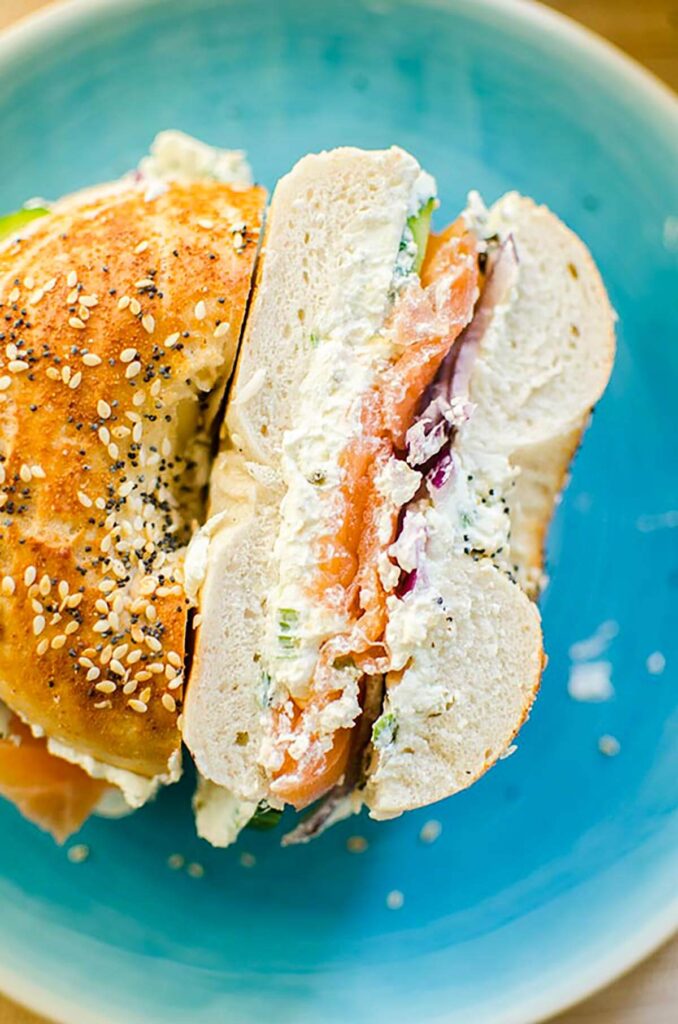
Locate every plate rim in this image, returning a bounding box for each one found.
[0,1,675,1023]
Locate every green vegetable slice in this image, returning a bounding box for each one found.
[0,206,50,242]
[407,197,435,274]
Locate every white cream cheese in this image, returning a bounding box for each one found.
[46,740,181,810]
[138,129,253,187]
[263,177,434,710]
[193,776,257,847]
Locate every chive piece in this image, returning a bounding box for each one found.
[247,801,283,831]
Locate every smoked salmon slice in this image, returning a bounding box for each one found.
[0,719,107,843]
[270,221,479,807]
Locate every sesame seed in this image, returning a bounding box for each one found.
[141,314,155,335]
[0,376,11,390]
[51,635,66,650]
[64,621,79,636]
[165,332,180,348]
[120,348,137,363]
[95,680,117,694]
[43,278,57,293]
[119,480,134,498]
[122,680,138,695]
[67,270,78,288]
[31,465,45,479]
[167,853,184,870]
[83,352,101,367]
[69,371,82,389]
[132,422,143,444]
[67,288,79,305]
[598,734,621,757]
[194,300,206,320]
[38,574,51,597]
[128,699,148,714]
[97,399,111,419]
[79,294,98,308]
[126,649,142,665]
[19,464,32,483]
[77,490,92,508]
[67,843,89,864]
[197,218,214,229]
[113,643,128,659]
[161,693,176,712]
[117,295,131,311]
[1,576,15,597]
[232,232,244,251]
[134,240,149,254]
[78,657,94,669]
[93,700,112,710]
[167,675,183,691]
[8,359,29,372]
[134,670,152,682]
[24,566,37,586]
[32,615,46,636]
[139,686,152,704]
[29,288,44,305]
[145,635,162,653]
[125,360,141,379]
[68,317,86,330]
[214,321,230,339]
[23,275,35,289]
[8,287,20,303]
[132,391,145,407]
[107,443,120,459]
[67,593,83,608]
[167,650,182,669]
[93,620,109,633]
[31,599,43,613]
[98,426,110,446]
[46,366,60,381]
[129,298,141,316]
[36,638,49,656]
[110,659,125,676]
[61,365,72,384]
[150,379,162,398]
[386,890,404,910]
[419,820,442,844]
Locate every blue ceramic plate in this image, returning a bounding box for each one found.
[0,2,676,1022]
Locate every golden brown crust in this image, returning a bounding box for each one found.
[0,178,265,777]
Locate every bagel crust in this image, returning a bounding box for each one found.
[0,177,264,778]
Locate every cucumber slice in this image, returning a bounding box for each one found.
[407,197,435,274]
[0,206,50,242]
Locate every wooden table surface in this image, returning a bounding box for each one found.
[0,1,675,1022]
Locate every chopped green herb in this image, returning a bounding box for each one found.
[407,197,435,274]
[278,635,300,651]
[0,206,50,242]
[373,712,398,749]
[278,608,299,632]
[247,801,283,831]
[309,330,320,348]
